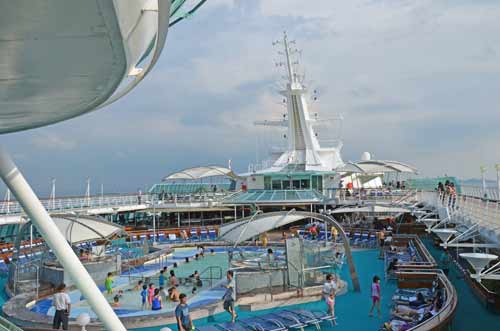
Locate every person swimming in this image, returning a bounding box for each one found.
[151,288,162,311]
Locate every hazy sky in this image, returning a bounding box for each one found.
[2,0,500,196]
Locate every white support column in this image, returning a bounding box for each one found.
[495,164,500,200]
[0,148,126,331]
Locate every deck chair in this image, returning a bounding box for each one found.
[190,228,199,241]
[200,228,209,240]
[268,312,307,330]
[286,309,336,328]
[158,232,166,242]
[195,325,223,331]
[240,316,286,331]
[216,322,251,331]
[208,228,217,240]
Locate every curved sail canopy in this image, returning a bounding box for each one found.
[0,0,169,133]
[164,166,240,180]
[337,160,418,174]
[42,214,126,245]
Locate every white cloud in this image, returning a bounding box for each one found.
[31,133,78,151]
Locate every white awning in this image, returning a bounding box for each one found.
[164,166,240,180]
[219,213,306,244]
[337,160,418,174]
[0,216,26,226]
[46,215,126,245]
[0,1,167,133]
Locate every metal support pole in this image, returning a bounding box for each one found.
[480,165,487,198]
[152,194,156,244]
[0,148,126,331]
[30,224,33,249]
[495,164,500,200]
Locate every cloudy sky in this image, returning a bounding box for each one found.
[2,0,500,196]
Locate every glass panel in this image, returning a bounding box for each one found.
[264,176,272,190]
[282,180,291,190]
[272,180,282,190]
[292,180,300,190]
[312,176,318,189]
[273,191,286,201]
[300,179,310,189]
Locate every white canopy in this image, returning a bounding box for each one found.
[219,213,306,244]
[0,0,168,133]
[164,166,239,180]
[36,215,126,245]
[337,160,417,174]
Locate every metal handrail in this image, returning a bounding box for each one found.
[0,316,24,331]
[198,265,223,287]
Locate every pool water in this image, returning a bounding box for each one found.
[75,250,230,311]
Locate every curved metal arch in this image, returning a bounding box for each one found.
[219,210,361,292]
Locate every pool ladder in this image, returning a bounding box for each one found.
[199,265,223,287]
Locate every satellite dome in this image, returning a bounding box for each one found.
[361,152,371,161]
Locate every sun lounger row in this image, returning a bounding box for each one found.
[129,228,218,243]
[196,309,335,331]
[380,286,445,331]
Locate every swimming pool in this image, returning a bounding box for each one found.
[31,247,283,319]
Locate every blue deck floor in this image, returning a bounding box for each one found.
[422,239,500,331]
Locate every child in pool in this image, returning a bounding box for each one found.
[105,272,114,294]
[148,283,155,307]
[111,295,121,308]
[140,284,148,309]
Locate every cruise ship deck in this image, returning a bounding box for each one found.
[0,1,499,331]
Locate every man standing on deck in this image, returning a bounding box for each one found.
[52,283,71,330]
[223,270,237,322]
[175,293,194,331]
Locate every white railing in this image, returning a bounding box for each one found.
[0,193,152,216]
[337,188,416,203]
[460,184,499,201]
[417,190,500,239]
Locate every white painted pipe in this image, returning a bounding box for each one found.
[0,148,126,331]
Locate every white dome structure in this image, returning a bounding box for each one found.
[361,152,371,161]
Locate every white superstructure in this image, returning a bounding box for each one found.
[255,33,344,173]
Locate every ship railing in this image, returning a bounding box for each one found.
[0,316,24,331]
[0,193,152,215]
[337,188,416,203]
[420,190,500,229]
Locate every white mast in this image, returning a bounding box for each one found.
[50,178,56,210]
[256,32,344,171]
